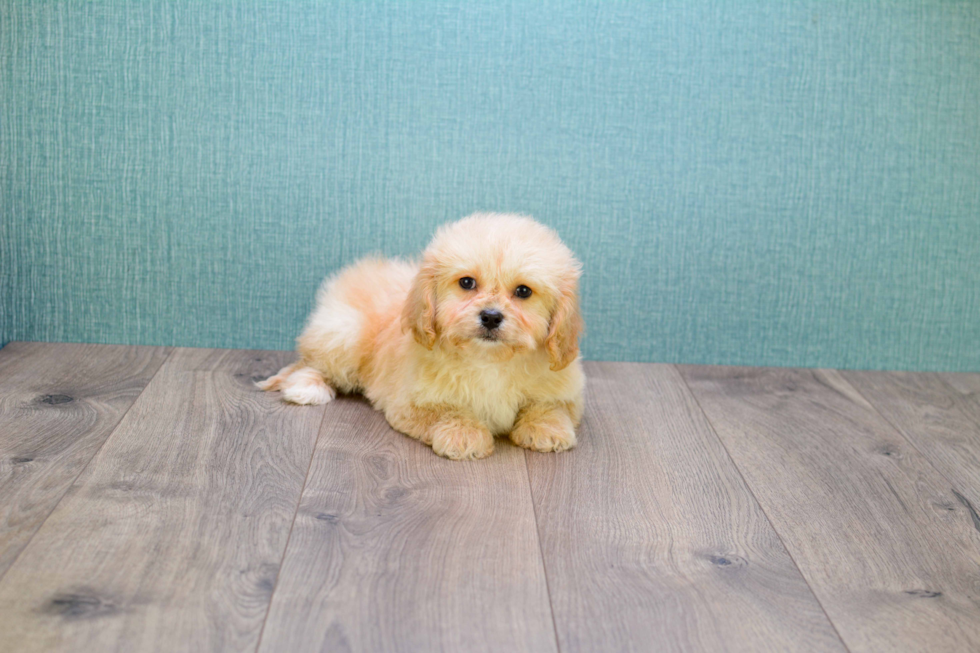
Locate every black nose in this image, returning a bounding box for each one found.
[480,309,504,330]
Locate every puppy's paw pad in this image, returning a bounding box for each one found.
[282,382,336,405]
[431,429,494,460]
[510,423,576,453]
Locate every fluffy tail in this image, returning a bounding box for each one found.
[255,362,300,391]
[256,362,336,405]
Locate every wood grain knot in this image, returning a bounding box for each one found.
[10,456,34,464]
[107,480,137,493]
[44,591,118,619]
[244,563,280,595]
[703,553,748,569]
[367,454,392,478]
[876,444,901,457]
[904,590,942,599]
[952,490,980,533]
[383,487,408,502]
[40,394,74,405]
[315,513,339,524]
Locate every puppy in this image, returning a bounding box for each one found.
[258,213,585,460]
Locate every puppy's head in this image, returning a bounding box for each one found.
[403,213,583,370]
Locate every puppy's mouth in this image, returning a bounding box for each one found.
[479,329,500,342]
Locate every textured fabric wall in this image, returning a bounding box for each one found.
[2,1,978,370]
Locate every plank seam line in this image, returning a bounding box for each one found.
[252,395,332,653]
[671,364,854,653]
[844,373,980,515]
[523,448,564,653]
[0,345,176,587]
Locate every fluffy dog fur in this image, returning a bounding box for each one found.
[258,213,585,460]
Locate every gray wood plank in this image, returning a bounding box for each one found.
[938,372,980,403]
[842,370,980,510]
[258,396,558,653]
[0,347,322,653]
[680,365,980,653]
[0,342,170,579]
[526,361,845,652]
[938,372,980,433]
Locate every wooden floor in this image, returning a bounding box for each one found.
[1,343,979,652]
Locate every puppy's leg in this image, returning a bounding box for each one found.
[509,401,578,452]
[277,366,336,405]
[387,405,494,461]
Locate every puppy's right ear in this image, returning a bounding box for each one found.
[545,276,583,371]
[402,261,438,349]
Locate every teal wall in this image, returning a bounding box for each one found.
[2,1,979,370]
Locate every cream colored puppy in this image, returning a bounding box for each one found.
[258,213,584,460]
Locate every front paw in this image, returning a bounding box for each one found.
[510,412,577,452]
[431,423,494,461]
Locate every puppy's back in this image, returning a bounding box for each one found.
[298,257,417,391]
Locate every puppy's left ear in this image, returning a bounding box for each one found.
[545,277,583,371]
[402,261,439,349]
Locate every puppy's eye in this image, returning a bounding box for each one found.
[459,277,477,290]
[515,285,532,299]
